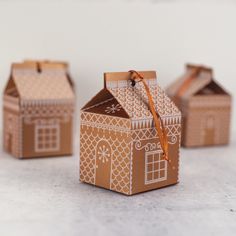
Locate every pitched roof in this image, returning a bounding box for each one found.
[167,63,232,104]
[83,71,181,128]
[10,61,74,103]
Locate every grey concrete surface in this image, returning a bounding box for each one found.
[0,133,236,236]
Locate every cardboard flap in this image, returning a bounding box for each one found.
[39,61,68,72]
[186,64,213,77]
[104,71,157,89]
[12,60,67,73]
[12,62,37,72]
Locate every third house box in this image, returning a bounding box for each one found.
[3,60,75,159]
[166,64,232,147]
[80,70,181,195]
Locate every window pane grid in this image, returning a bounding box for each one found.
[35,124,60,153]
[145,151,168,185]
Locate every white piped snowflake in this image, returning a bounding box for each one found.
[105,104,122,114]
[98,145,110,163]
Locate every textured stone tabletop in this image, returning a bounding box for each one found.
[0,133,236,236]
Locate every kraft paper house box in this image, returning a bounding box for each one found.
[166,64,232,147]
[3,60,75,159]
[80,71,181,195]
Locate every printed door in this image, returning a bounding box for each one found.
[95,140,112,189]
[204,114,215,145]
[6,133,12,153]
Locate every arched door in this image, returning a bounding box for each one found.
[95,140,112,189]
[203,114,215,145]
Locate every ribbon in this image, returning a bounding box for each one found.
[174,67,202,104]
[129,70,173,168]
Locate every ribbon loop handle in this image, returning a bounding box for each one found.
[129,70,171,166]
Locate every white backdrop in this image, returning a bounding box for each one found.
[0,0,235,131]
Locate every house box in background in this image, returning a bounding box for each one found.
[80,71,181,195]
[166,64,232,147]
[3,60,75,159]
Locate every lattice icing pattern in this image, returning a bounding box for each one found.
[108,81,181,120]
[21,104,74,118]
[13,69,74,101]
[80,131,98,184]
[132,124,181,144]
[80,113,131,195]
[3,111,21,157]
[81,112,131,132]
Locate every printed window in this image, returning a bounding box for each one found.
[145,150,167,185]
[35,123,60,152]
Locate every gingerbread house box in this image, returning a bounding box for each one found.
[166,64,232,147]
[3,60,75,159]
[80,71,181,195]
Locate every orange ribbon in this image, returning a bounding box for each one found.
[129,70,171,166]
[175,67,201,101]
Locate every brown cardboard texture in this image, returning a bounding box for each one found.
[166,64,232,147]
[3,60,75,159]
[80,71,181,195]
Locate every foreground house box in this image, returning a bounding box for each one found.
[3,61,75,159]
[166,64,232,147]
[80,71,181,195]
